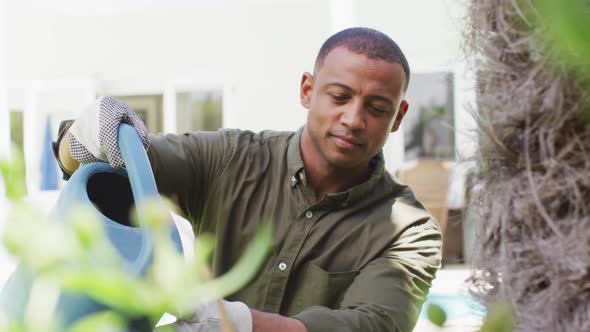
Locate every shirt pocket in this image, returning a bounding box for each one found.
[282,262,358,316]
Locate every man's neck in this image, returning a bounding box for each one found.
[300,129,371,202]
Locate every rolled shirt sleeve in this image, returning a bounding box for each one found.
[293,218,442,332]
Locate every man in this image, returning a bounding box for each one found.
[56,27,442,332]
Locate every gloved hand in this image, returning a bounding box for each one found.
[69,96,149,168]
[170,300,252,332]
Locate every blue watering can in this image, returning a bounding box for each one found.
[1,123,183,330]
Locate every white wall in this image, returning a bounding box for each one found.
[5,0,473,129]
[0,0,8,159]
[357,0,466,67]
[4,0,332,132]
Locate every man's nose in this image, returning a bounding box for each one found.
[340,101,365,130]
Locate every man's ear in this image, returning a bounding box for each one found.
[300,72,314,109]
[391,100,409,132]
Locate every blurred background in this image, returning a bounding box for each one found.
[0,0,480,330]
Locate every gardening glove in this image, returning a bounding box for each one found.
[68,96,149,168]
[171,300,252,332]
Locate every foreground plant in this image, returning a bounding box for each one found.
[0,151,271,332]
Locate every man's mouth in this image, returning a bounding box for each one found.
[330,135,363,149]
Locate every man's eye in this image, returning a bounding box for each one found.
[329,94,349,103]
[368,105,387,114]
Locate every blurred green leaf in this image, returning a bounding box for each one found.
[24,280,61,329]
[134,198,172,231]
[0,320,25,332]
[0,148,27,201]
[480,301,514,332]
[54,268,153,315]
[68,311,125,332]
[190,234,216,283]
[66,206,124,268]
[2,204,82,272]
[70,206,107,249]
[536,0,590,122]
[153,324,177,332]
[426,303,447,327]
[178,224,272,312]
[538,0,590,71]
[134,199,188,314]
[148,243,188,315]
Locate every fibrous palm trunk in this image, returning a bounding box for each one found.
[466,1,590,331]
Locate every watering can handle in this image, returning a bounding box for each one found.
[117,123,159,206]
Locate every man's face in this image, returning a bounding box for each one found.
[300,47,409,171]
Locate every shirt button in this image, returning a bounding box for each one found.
[278,262,287,271]
[305,211,313,219]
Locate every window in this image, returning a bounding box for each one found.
[176,91,223,133]
[403,72,455,160]
[115,95,164,134]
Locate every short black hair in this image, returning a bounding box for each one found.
[314,27,410,92]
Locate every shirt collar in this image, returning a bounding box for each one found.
[345,152,385,205]
[287,126,306,179]
[287,126,386,206]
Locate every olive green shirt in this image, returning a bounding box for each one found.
[147,127,442,332]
